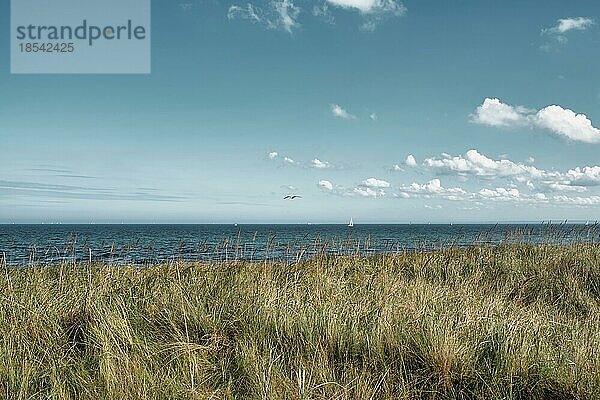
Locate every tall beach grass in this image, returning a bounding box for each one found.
[1,243,599,399]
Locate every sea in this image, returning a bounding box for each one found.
[0,223,597,266]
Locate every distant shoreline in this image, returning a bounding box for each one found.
[1,221,596,225]
[2,224,598,267]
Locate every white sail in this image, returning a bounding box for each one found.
[348,218,354,227]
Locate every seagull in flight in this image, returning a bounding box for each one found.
[284,195,302,200]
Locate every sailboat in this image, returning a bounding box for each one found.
[348,218,354,227]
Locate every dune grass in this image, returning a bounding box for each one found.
[1,243,600,399]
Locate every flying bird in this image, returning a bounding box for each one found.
[284,195,302,200]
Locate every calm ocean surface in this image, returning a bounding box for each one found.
[0,224,597,266]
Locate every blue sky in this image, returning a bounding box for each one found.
[1,0,600,223]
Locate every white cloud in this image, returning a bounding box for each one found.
[544,182,587,193]
[326,0,376,12]
[470,98,530,127]
[564,166,600,187]
[471,98,600,143]
[424,149,542,179]
[312,158,332,169]
[318,169,600,207]
[228,4,262,22]
[527,156,535,164]
[362,177,390,188]
[544,17,594,34]
[441,183,600,207]
[267,152,341,169]
[331,104,356,119]
[409,178,443,193]
[227,0,299,33]
[355,147,600,207]
[534,105,600,143]
[274,0,300,33]
[265,151,296,165]
[397,178,539,204]
[478,187,521,201]
[369,113,377,121]
[541,17,594,50]
[552,195,600,206]
[325,0,406,31]
[319,180,334,191]
[421,149,600,193]
[399,179,467,201]
[326,0,403,14]
[229,0,404,33]
[392,164,403,171]
[317,179,387,197]
[405,154,417,167]
[353,187,385,197]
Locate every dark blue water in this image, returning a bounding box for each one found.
[0,224,597,266]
